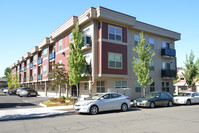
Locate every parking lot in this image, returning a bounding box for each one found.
[0,93,49,109]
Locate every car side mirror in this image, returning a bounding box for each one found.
[99,97,104,100]
[156,96,159,98]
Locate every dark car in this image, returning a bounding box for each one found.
[19,89,38,97]
[8,89,17,95]
[16,87,29,96]
[134,92,173,108]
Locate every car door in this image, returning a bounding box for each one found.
[98,94,112,111]
[110,94,122,109]
[191,93,198,103]
[161,93,171,106]
[154,93,162,106]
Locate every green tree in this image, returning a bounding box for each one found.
[132,32,155,97]
[3,67,11,79]
[7,72,13,88]
[13,73,20,88]
[67,23,87,100]
[182,50,197,90]
[48,63,69,97]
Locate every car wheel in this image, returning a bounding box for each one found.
[90,105,98,115]
[168,101,173,107]
[121,103,128,112]
[28,93,31,97]
[150,102,155,108]
[186,99,191,105]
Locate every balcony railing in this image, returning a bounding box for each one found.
[49,52,55,60]
[30,76,33,81]
[38,74,42,80]
[161,48,176,57]
[161,69,176,78]
[30,63,33,68]
[24,78,26,82]
[38,58,42,65]
[24,66,27,71]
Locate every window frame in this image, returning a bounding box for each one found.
[96,81,105,93]
[134,34,140,46]
[43,66,47,76]
[84,82,88,90]
[135,81,141,92]
[149,38,155,49]
[150,82,155,92]
[115,80,127,88]
[108,25,122,42]
[108,52,123,69]
[59,39,62,51]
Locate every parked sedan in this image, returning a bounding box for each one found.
[8,89,17,95]
[19,89,38,97]
[74,93,130,115]
[134,92,173,108]
[16,87,29,96]
[173,92,199,105]
[3,88,9,93]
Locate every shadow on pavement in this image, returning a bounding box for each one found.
[0,103,36,109]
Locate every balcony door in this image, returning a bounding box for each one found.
[163,62,170,70]
[162,42,170,49]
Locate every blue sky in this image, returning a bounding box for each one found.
[0,0,199,77]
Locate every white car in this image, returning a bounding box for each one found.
[74,93,131,115]
[173,92,199,105]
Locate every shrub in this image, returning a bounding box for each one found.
[58,98,65,103]
[50,97,58,102]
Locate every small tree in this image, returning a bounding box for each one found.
[67,23,87,100]
[132,32,155,97]
[3,67,11,79]
[48,63,69,97]
[13,73,20,88]
[182,50,197,91]
[7,72,13,88]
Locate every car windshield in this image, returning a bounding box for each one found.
[85,94,103,100]
[178,93,191,97]
[144,93,157,98]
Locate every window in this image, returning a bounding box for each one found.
[43,48,47,58]
[180,76,184,80]
[34,55,37,64]
[162,41,170,48]
[108,53,122,69]
[161,93,169,99]
[102,94,111,99]
[43,66,47,76]
[150,61,155,71]
[108,25,122,41]
[163,62,170,70]
[27,72,29,78]
[149,38,155,49]
[84,82,88,90]
[115,80,127,88]
[70,33,73,42]
[27,59,29,66]
[134,34,140,46]
[150,82,155,92]
[83,29,90,46]
[59,39,62,51]
[96,81,105,93]
[162,82,170,92]
[135,81,141,92]
[111,94,121,98]
[58,60,62,64]
[34,69,36,77]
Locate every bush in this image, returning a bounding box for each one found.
[58,98,65,103]
[50,97,58,102]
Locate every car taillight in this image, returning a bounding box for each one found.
[126,97,130,100]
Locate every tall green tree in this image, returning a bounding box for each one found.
[132,32,155,97]
[182,50,197,90]
[13,73,20,88]
[7,72,13,88]
[49,63,69,97]
[3,67,11,79]
[67,23,87,100]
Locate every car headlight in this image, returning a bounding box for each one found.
[142,100,148,103]
[82,102,92,106]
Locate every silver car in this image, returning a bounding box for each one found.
[19,89,38,97]
[74,92,131,115]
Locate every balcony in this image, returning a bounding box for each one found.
[49,52,55,60]
[38,74,42,80]
[30,63,33,68]
[161,48,176,58]
[30,76,33,81]
[38,58,42,65]
[24,66,27,71]
[24,78,26,82]
[161,69,176,78]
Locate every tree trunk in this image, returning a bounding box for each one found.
[76,84,79,101]
[59,85,61,97]
[143,87,146,97]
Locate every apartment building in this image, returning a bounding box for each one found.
[10,6,180,99]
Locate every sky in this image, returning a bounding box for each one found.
[0,0,199,77]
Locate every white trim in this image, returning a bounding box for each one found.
[108,25,122,42]
[98,74,128,78]
[108,52,123,69]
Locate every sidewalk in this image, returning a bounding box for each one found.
[0,105,75,121]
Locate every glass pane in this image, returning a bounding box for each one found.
[116,28,122,35]
[108,53,115,61]
[115,54,122,62]
[166,82,169,87]
[136,87,141,92]
[116,35,121,41]
[97,87,101,93]
[97,81,100,86]
[162,82,164,87]
[162,41,166,48]
[122,81,127,87]
[150,44,154,49]
[149,38,154,44]
[101,81,105,86]
[115,81,121,87]
[116,62,122,68]
[109,61,115,67]
[135,41,138,46]
[101,87,105,93]
[109,34,115,40]
[135,82,140,87]
[109,26,115,34]
[134,35,140,41]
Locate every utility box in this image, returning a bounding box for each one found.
[107,88,132,100]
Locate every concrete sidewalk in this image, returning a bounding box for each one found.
[0,105,75,121]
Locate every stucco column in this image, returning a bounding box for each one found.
[175,86,179,95]
[89,80,92,96]
[45,81,47,97]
